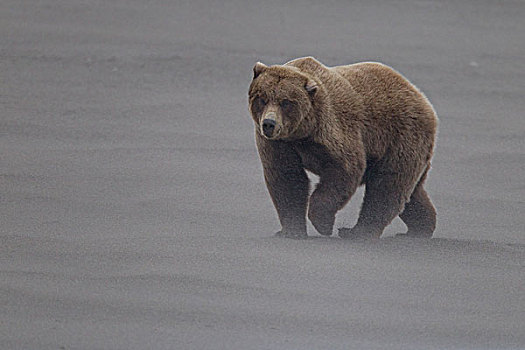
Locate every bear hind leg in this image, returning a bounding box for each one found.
[399,169,436,237]
[339,174,407,239]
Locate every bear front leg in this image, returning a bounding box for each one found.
[308,167,359,236]
[256,133,309,238]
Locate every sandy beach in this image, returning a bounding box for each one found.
[1,1,524,349]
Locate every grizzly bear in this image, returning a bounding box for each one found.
[248,57,437,239]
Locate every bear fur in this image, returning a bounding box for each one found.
[248,57,437,239]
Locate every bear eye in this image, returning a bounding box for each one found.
[257,96,267,107]
[257,96,267,105]
[280,99,294,111]
[253,96,267,113]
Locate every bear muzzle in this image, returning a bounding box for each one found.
[260,112,282,139]
[262,119,277,137]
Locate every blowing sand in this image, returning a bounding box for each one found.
[1,1,524,349]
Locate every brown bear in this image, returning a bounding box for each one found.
[248,57,437,239]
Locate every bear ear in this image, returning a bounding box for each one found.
[253,62,267,79]
[305,79,318,96]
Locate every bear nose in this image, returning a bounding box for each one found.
[262,119,276,137]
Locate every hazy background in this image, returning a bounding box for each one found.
[1,1,524,349]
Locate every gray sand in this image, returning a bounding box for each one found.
[1,1,524,349]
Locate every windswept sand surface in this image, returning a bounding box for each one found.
[1,1,524,349]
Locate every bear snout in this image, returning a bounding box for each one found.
[262,119,276,138]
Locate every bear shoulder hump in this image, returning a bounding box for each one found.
[285,56,325,73]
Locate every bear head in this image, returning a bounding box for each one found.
[248,62,318,140]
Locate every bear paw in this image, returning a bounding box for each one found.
[404,229,434,238]
[308,207,335,236]
[338,226,380,240]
